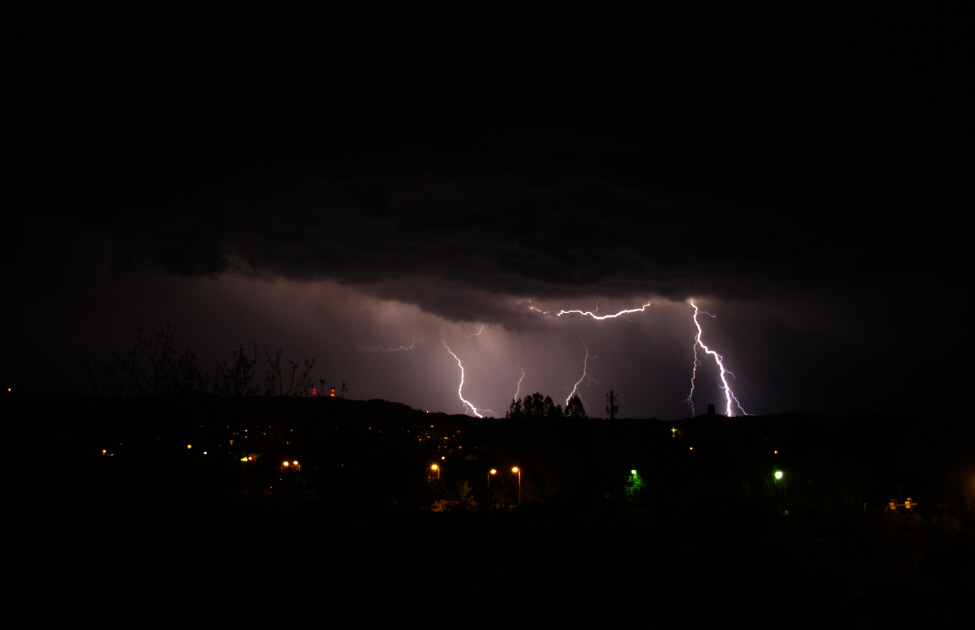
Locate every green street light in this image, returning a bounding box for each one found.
[774,471,783,480]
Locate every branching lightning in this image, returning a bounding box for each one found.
[378,298,745,419]
[686,300,747,417]
[565,339,596,409]
[443,340,484,418]
[556,301,652,321]
[361,338,422,352]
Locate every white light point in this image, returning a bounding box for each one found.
[443,341,484,418]
[556,301,652,321]
[686,300,747,417]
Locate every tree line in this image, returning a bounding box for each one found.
[83,324,316,397]
[506,392,587,419]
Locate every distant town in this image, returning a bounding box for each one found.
[9,389,973,624]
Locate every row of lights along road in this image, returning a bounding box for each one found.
[432,464,521,504]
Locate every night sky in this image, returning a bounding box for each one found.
[3,5,970,419]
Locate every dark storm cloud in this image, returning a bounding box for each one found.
[9,4,963,314]
[150,236,230,278]
[102,172,861,327]
[8,7,966,313]
[4,4,971,420]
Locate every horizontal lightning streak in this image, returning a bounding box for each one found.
[556,301,652,320]
[361,338,422,352]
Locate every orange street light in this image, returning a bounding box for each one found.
[431,463,440,479]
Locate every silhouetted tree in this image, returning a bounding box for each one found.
[625,469,649,506]
[455,480,474,506]
[211,345,259,396]
[95,325,315,397]
[826,462,872,511]
[507,397,523,418]
[506,392,563,419]
[565,395,587,418]
[263,347,315,396]
[104,324,206,396]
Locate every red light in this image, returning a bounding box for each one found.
[330,387,336,397]
[313,388,317,396]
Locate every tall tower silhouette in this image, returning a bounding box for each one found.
[606,390,619,420]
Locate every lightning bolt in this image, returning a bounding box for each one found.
[556,301,652,320]
[565,339,595,409]
[443,340,484,418]
[468,325,485,338]
[513,364,526,400]
[686,300,747,417]
[360,338,422,352]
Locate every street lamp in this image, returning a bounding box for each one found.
[512,467,521,504]
[431,463,440,480]
[487,469,497,504]
[773,470,788,515]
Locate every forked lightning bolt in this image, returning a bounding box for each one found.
[686,300,747,417]
[513,364,526,401]
[565,340,594,408]
[443,341,484,418]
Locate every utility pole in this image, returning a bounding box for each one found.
[606,390,619,420]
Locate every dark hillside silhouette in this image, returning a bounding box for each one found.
[7,390,974,625]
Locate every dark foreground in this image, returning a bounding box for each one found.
[19,492,974,626]
[8,392,975,625]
